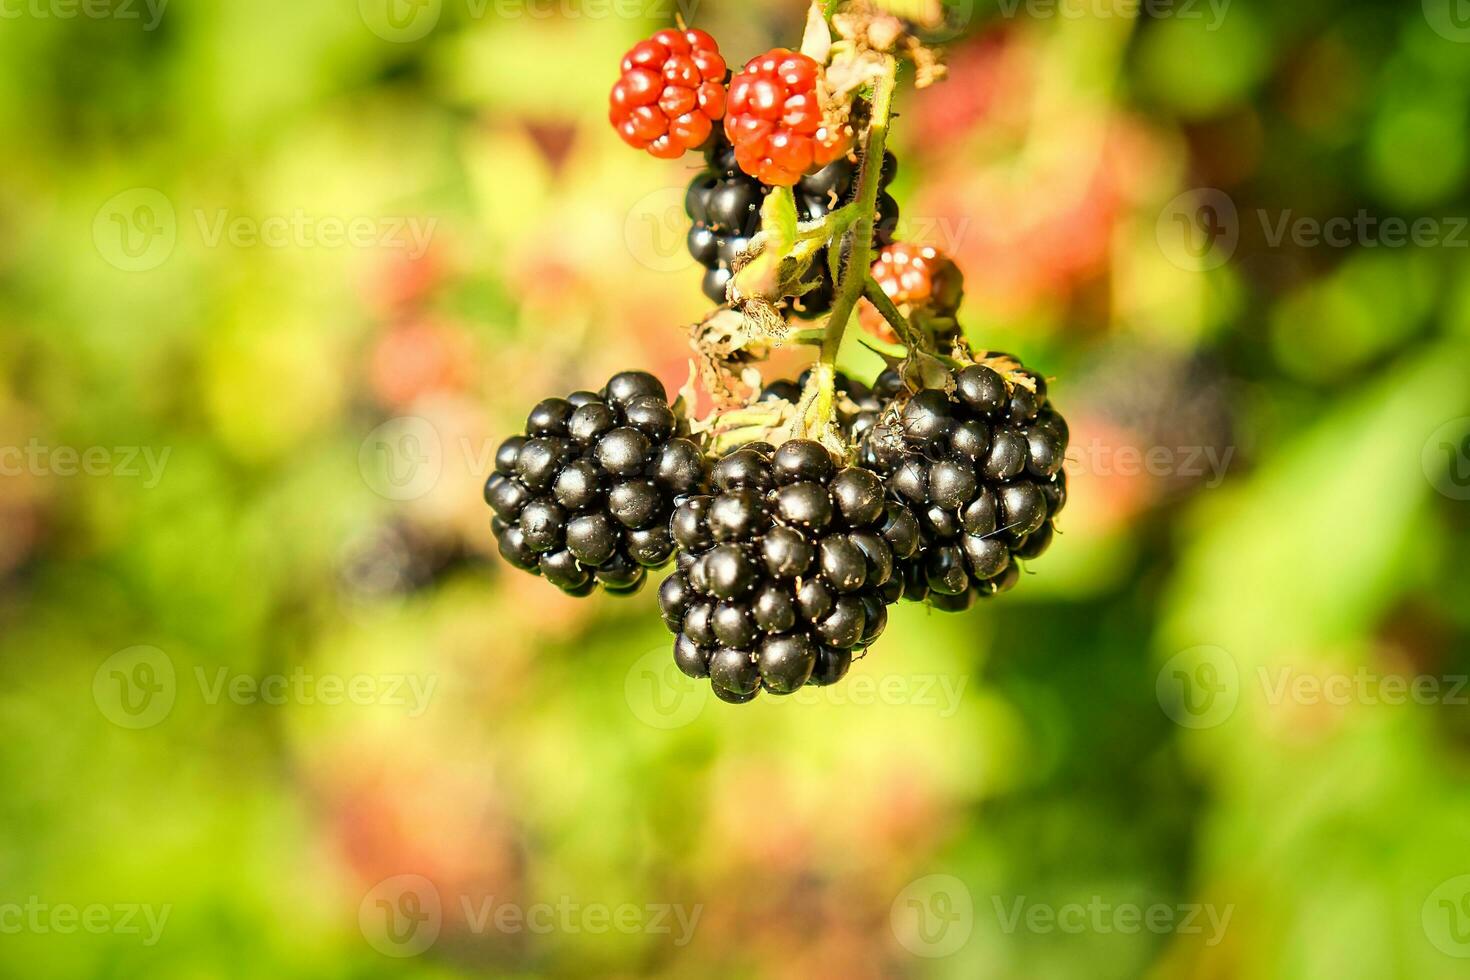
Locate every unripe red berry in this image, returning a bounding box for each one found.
[609,28,728,159]
[724,48,851,186]
[863,242,965,341]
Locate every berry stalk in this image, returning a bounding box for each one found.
[806,53,899,434]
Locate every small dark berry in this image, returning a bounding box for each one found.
[519,499,566,552]
[830,467,885,527]
[816,596,866,648]
[672,496,714,550]
[596,427,653,477]
[982,429,1028,482]
[775,482,834,530]
[880,503,921,559]
[627,525,676,567]
[809,646,851,686]
[656,439,706,492]
[565,513,619,566]
[495,436,525,475]
[998,482,1047,539]
[552,460,602,511]
[796,577,834,622]
[540,549,590,591]
[752,582,798,633]
[674,633,711,678]
[961,534,1010,580]
[713,448,773,491]
[624,395,677,441]
[709,647,760,698]
[608,480,665,530]
[485,474,530,520]
[713,601,758,648]
[820,536,868,593]
[771,440,835,485]
[527,397,574,436]
[604,370,666,407]
[926,543,969,595]
[762,526,815,578]
[709,489,765,541]
[929,459,979,510]
[705,543,758,598]
[758,633,817,693]
[954,365,1008,415]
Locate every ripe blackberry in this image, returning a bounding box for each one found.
[658,440,917,703]
[609,28,728,159]
[483,371,707,596]
[685,133,899,312]
[858,360,1069,608]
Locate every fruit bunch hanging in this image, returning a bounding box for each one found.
[484,2,1069,704]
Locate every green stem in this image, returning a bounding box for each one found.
[862,274,924,351]
[812,54,899,423]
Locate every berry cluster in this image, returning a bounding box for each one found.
[482,17,1077,709]
[657,440,913,702]
[858,361,1068,610]
[685,133,899,311]
[483,372,705,596]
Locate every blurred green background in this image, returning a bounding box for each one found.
[2,0,1470,977]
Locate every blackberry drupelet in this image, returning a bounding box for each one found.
[858,360,1068,609]
[483,371,707,596]
[684,133,900,313]
[658,440,918,703]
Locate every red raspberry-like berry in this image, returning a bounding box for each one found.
[609,29,728,159]
[872,243,963,311]
[863,243,965,342]
[724,48,852,187]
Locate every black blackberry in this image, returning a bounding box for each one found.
[685,133,899,315]
[858,361,1068,608]
[483,371,707,596]
[658,440,917,703]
